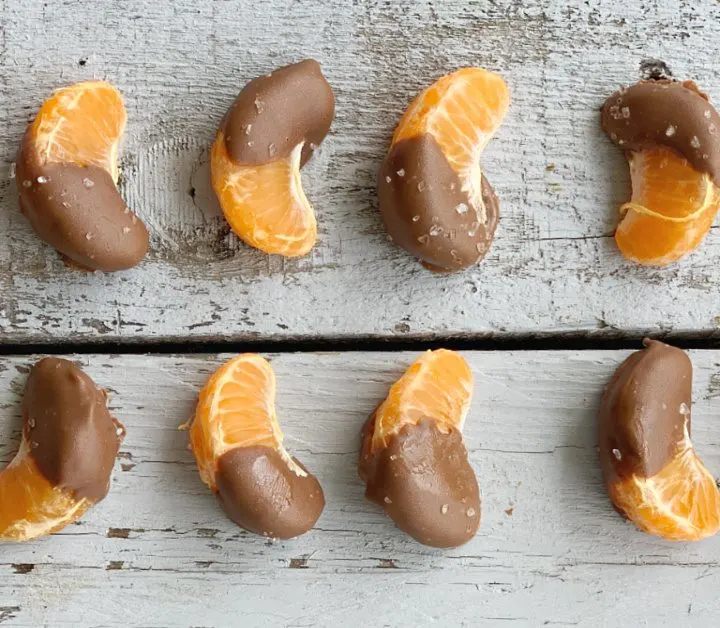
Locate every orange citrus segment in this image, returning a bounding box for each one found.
[28,80,126,182]
[371,349,473,453]
[211,135,317,257]
[189,354,304,491]
[610,445,720,541]
[616,147,720,265]
[392,68,509,215]
[0,441,90,542]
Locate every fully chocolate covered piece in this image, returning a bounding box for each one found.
[16,135,149,272]
[222,59,335,167]
[378,134,499,272]
[598,339,691,490]
[23,357,124,501]
[601,79,720,185]
[359,416,480,548]
[215,446,325,540]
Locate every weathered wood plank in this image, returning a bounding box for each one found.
[3,1,720,342]
[1,350,720,626]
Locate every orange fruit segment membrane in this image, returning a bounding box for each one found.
[615,148,720,266]
[609,445,720,541]
[28,81,127,181]
[210,140,317,257]
[0,442,90,541]
[370,349,473,452]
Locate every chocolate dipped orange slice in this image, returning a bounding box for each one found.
[599,340,720,541]
[188,355,324,539]
[379,68,509,271]
[359,350,480,548]
[602,79,720,265]
[16,81,149,271]
[0,358,124,542]
[211,60,335,257]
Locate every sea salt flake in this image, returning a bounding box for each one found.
[705,110,713,119]
[396,168,405,177]
[665,125,676,137]
[441,504,449,515]
[122,227,131,234]
[83,177,94,188]
[612,448,622,460]
[254,97,265,113]
[679,402,690,415]
[244,123,253,135]
[691,136,701,148]
[417,234,430,245]
[455,202,468,215]
[429,225,443,237]
[385,175,392,183]
[417,181,427,192]
[37,175,48,184]
[384,496,392,504]
[268,143,277,158]
[85,233,93,240]
[411,215,420,222]
[22,179,32,188]
[466,508,476,518]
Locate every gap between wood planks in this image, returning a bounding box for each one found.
[4,331,720,355]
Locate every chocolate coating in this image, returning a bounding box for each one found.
[223,59,335,167]
[601,80,720,185]
[359,416,480,548]
[23,357,123,502]
[16,137,149,272]
[599,340,692,489]
[378,134,499,272]
[215,446,325,539]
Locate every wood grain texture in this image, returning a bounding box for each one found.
[1,350,720,626]
[3,0,720,343]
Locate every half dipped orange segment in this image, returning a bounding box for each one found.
[370,349,473,453]
[616,148,720,266]
[210,60,335,258]
[27,80,126,181]
[393,68,509,207]
[188,354,299,490]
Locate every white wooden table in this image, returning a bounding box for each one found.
[2,1,720,627]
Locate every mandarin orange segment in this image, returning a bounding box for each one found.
[393,68,509,210]
[610,445,720,541]
[29,80,126,181]
[371,349,473,453]
[0,443,90,541]
[615,148,720,266]
[189,354,301,490]
[210,139,316,257]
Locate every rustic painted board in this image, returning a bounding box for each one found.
[3,1,720,343]
[1,350,720,626]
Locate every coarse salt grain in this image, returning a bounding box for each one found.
[665,126,676,137]
[691,136,701,148]
[455,202,468,215]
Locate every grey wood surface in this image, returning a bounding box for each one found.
[1,350,720,627]
[3,0,720,343]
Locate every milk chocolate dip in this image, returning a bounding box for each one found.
[378,134,499,272]
[359,416,480,548]
[222,59,335,167]
[23,358,124,501]
[16,135,149,272]
[601,79,720,185]
[599,340,692,490]
[215,446,325,539]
